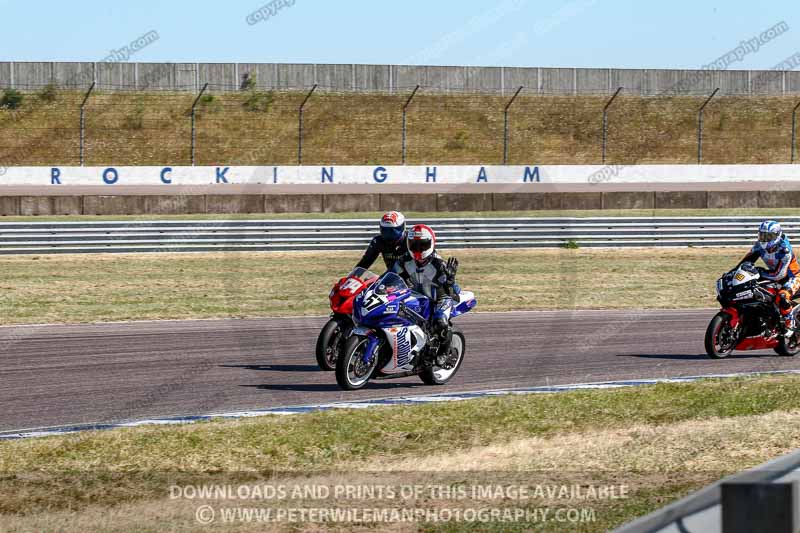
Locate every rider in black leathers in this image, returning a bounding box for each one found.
[355,211,408,271]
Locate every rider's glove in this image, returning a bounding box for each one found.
[444,257,459,283]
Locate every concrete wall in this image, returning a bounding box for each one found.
[0,190,791,216]
[2,62,799,95]
[9,165,800,187]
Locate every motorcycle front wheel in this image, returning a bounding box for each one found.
[315,316,350,371]
[775,334,800,357]
[336,335,379,390]
[704,313,737,359]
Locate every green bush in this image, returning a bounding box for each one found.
[241,73,257,91]
[0,89,23,109]
[37,83,58,103]
[563,239,580,249]
[243,90,274,113]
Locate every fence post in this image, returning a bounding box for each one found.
[602,87,622,164]
[402,85,420,165]
[190,83,208,166]
[298,84,317,165]
[503,86,524,165]
[697,87,719,164]
[792,100,800,163]
[79,82,95,166]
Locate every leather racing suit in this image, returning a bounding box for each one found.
[391,252,460,360]
[356,235,408,271]
[739,234,800,323]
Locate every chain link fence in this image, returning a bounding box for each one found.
[1,83,800,168]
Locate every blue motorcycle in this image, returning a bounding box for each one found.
[335,271,477,390]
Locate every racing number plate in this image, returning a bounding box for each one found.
[363,294,384,311]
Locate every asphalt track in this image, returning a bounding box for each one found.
[3,309,800,433]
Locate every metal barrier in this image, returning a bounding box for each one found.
[616,447,800,532]
[0,216,789,254]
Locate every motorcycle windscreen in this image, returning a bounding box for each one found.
[347,267,379,283]
[373,272,409,296]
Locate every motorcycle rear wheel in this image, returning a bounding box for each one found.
[704,313,737,359]
[420,329,465,385]
[336,335,378,390]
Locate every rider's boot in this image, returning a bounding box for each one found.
[433,318,453,367]
[784,313,796,337]
[436,326,453,367]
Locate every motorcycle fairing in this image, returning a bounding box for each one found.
[721,306,740,328]
[380,325,427,374]
[452,290,477,318]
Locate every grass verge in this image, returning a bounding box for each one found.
[2,375,800,531]
[0,247,741,325]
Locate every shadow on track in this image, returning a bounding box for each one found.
[241,382,425,392]
[225,363,427,392]
[221,364,320,372]
[617,353,768,360]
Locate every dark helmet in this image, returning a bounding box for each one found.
[379,211,406,243]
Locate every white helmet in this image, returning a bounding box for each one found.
[407,224,435,264]
[758,220,783,252]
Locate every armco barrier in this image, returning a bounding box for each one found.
[0,216,789,255]
[616,448,800,532]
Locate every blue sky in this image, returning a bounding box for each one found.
[0,0,798,69]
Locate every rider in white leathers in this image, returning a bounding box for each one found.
[391,224,459,365]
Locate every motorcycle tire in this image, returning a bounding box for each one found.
[315,316,350,371]
[775,334,800,357]
[336,335,378,390]
[704,313,737,359]
[420,328,466,385]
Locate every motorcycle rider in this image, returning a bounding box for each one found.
[737,220,800,335]
[391,224,460,365]
[355,211,408,271]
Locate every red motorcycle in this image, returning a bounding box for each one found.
[705,262,799,358]
[315,267,379,370]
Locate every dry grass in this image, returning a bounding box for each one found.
[1,90,798,166]
[380,409,800,474]
[0,247,739,325]
[3,375,800,531]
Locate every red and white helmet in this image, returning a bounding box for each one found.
[407,224,435,264]
[379,211,406,242]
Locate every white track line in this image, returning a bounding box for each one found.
[2,370,798,441]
